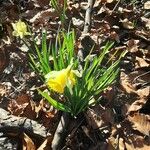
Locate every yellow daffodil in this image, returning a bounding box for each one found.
[45,65,76,93]
[12,20,30,39]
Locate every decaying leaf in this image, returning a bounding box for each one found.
[125,136,150,150]
[110,31,120,42]
[118,138,125,150]
[0,84,7,97]
[118,7,132,13]
[141,17,150,29]
[121,18,135,29]
[126,39,139,53]
[135,56,150,68]
[109,122,150,150]
[120,71,150,96]
[23,133,36,150]
[128,113,150,136]
[143,48,150,62]
[85,105,114,129]
[29,9,57,25]
[108,126,118,149]
[37,137,52,150]
[35,99,59,131]
[8,99,29,116]
[102,87,115,102]
[128,98,149,114]
[120,72,136,94]
[8,94,36,119]
[135,30,150,41]
[137,87,150,98]
[0,0,150,149]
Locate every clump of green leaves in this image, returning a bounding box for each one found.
[29,32,51,77]
[30,30,125,117]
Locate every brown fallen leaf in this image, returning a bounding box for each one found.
[102,87,115,103]
[125,136,150,150]
[108,127,118,149]
[121,18,134,29]
[85,105,114,129]
[135,56,150,69]
[126,39,139,53]
[109,122,150,150]
[118,138,125,150]
[29,9,57,25]
[128,113,150,136]
[110,31,120,42]
[141,17,150,29]
[0,84,7,97]
[137,87,150,98]
[8,94,36,119]
[8,99,29,116]
[120,71,150,95]
[23,133,36,150]
[142,48,150,62]
[127,98,148,113]
[37,137,52,150]
[135,30,150,42]
[120,72,136,94]
[36,99,59,132]
[118,7,132,13]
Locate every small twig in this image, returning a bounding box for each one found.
[51,112,71,150]
[78,0,95,64]
[83,0,95,34]
[9,0,14,5]
[111,0,121,14]
[132,70,150,83]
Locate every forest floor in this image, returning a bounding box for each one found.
[0,0,150,149]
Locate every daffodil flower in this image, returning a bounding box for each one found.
[12,20,30,39]
[45,65,76,93]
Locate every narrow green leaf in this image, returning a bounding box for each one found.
[52,46,58,70]
[38,90,70,112]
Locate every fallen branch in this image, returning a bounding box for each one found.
[0,108,49,139]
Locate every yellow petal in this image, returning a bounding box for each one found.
[46,65,76,93]
[55,69,68,85]
[47,80,64,93]
[68,70,76,86]
[12,20,30,38]
[46,69,68,93]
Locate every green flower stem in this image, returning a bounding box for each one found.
[21,38,31,51]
